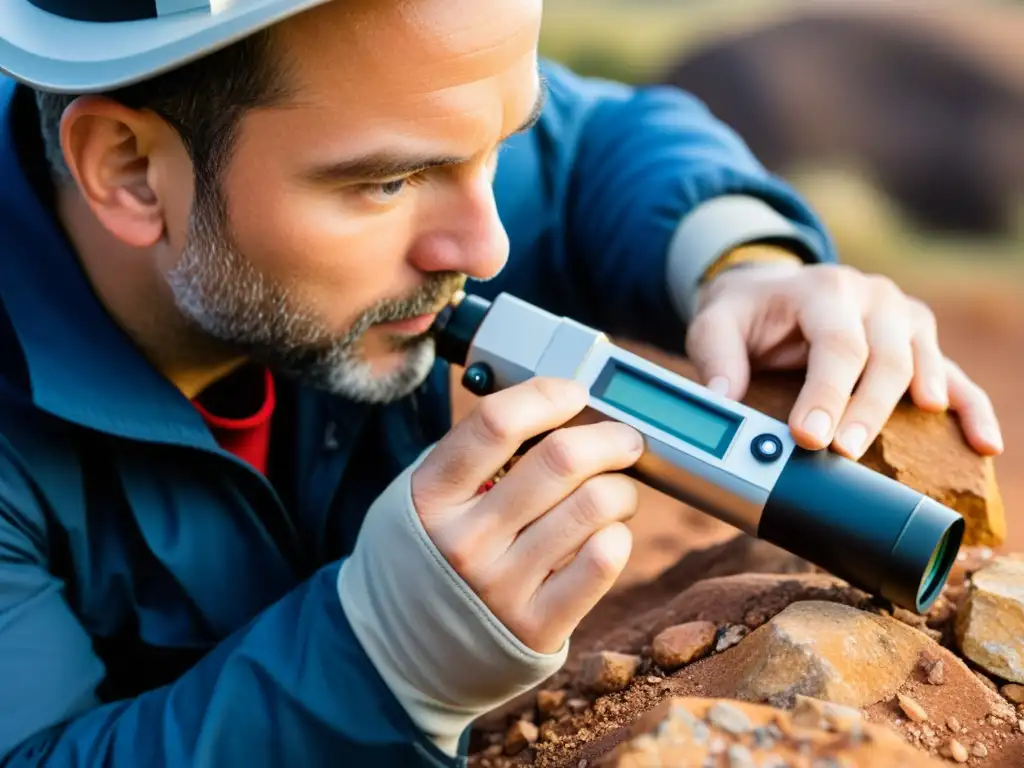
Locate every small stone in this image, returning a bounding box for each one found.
[751,724,780,750]
[504,720,538,756]
[1019,718,1024,734]
[715,625,749,653]
[726,743,756,768]
[926,660,946,685]
[971,741,989,757]
[645,676,661,685]
[946,716,961,732]
[897,693,929,723]
[579,651,641,694]
[483,744,503,757]
[567,698,589,713]
[956,556,1024,683]
[707,702,753,735]
[536,689,566,717]
[945,738,969,763]
[651,621,717,670]
[1002,683,1024,703]
[578,761,588,768]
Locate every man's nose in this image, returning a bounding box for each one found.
[410,169,510,280]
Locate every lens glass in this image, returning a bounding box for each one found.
[918,529,953,609]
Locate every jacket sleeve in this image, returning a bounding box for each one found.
[0,450,454,768]
[484,59,839,352]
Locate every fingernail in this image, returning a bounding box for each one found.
[838,423,868,457]
[986,424,1004,453]
[708,376,730,397]
[927,380,948,408]
[802,409,832,444]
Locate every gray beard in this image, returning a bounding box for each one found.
[165,186,463,403]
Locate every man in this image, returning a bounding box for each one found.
[0,0,1003,765]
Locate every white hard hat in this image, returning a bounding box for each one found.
[0,0,334,94]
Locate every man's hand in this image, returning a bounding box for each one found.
[411,378,643,654]
[685,260,1004,460]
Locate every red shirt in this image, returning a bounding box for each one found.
[192,365,276,475]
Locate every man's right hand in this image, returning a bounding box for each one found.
[411,377,644,655]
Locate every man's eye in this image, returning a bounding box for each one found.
[378,179,407,197]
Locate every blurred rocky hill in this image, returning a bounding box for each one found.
[653,2,1024,238]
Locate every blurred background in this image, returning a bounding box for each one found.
[462,0,1024,583]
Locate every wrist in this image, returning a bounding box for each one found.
[700,243,806,285]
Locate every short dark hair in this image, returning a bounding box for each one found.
[33,28,291,194]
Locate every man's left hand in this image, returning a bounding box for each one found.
[684,256,1004,460]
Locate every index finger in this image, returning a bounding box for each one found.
[789,296,869,449]
[412,376,589,507]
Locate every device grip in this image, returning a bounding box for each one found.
[758,448,963,612]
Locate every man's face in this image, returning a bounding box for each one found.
[163,0,544,402]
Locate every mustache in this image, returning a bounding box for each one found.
[359,272,468,327]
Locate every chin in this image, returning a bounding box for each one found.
[318,335,439,404]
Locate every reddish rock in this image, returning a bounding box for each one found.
[650,621,716,670]
[579,652,641,695]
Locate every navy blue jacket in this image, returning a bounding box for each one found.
[0,62,835,766]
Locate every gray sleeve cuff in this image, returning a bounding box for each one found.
[666,194,818,324]
[337,448,568,757]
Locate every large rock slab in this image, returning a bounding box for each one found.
[956,555,1024,683]
[591,697,945,768]
[713,601,931,709]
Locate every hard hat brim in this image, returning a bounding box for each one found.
[0,0,334,94]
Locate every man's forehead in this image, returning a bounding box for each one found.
[276,0,543,91]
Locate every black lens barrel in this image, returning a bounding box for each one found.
[431,294,492,367]
[758,447,964,612]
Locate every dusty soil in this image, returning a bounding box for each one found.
[451,274,1024,767]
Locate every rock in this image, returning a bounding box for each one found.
[1003,683,1024,704]
[737,370,1006,547]
[791,695,862,730]
[956,555,1024,682]
[975,670,999,692]
[651,621,716,670]
[943,737,969,763]
[946,716,961,732]
[715,625,750,653]
[505,719,538,756]
[714,601,932,708]
[948,546,996,586]
[591,697,946,767]
[706,702,753,735]
[537,689,567,718]
[926,660,946,686]
[580,652,641,694]
[897,693,929,723]
[970,740,989,757]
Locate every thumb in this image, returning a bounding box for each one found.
[685,300,753,401]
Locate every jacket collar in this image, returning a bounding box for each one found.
[0,77,217,448]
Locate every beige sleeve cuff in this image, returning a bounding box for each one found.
[337,448,568,756]
[666,194,816,324]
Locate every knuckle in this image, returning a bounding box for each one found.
[569,479,611,530]
[821,328,869,366]
[867,273,904,302]
[873,346,915,384]
[472,397,517,445]
[539,430,581,479]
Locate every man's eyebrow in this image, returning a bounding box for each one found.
[305,75,548,185]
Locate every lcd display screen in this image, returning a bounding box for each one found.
[593,363,741,458]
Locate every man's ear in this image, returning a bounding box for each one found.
[59,96,178,249]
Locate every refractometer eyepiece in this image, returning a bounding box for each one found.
[431,293,492,367]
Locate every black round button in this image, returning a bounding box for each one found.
[462,362,495,397]
[750,433,783,463]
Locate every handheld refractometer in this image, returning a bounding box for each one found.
[430,291,964,614]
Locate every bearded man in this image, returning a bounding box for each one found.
[0,1,1002,765]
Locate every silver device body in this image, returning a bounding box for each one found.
[464,293,800,536]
